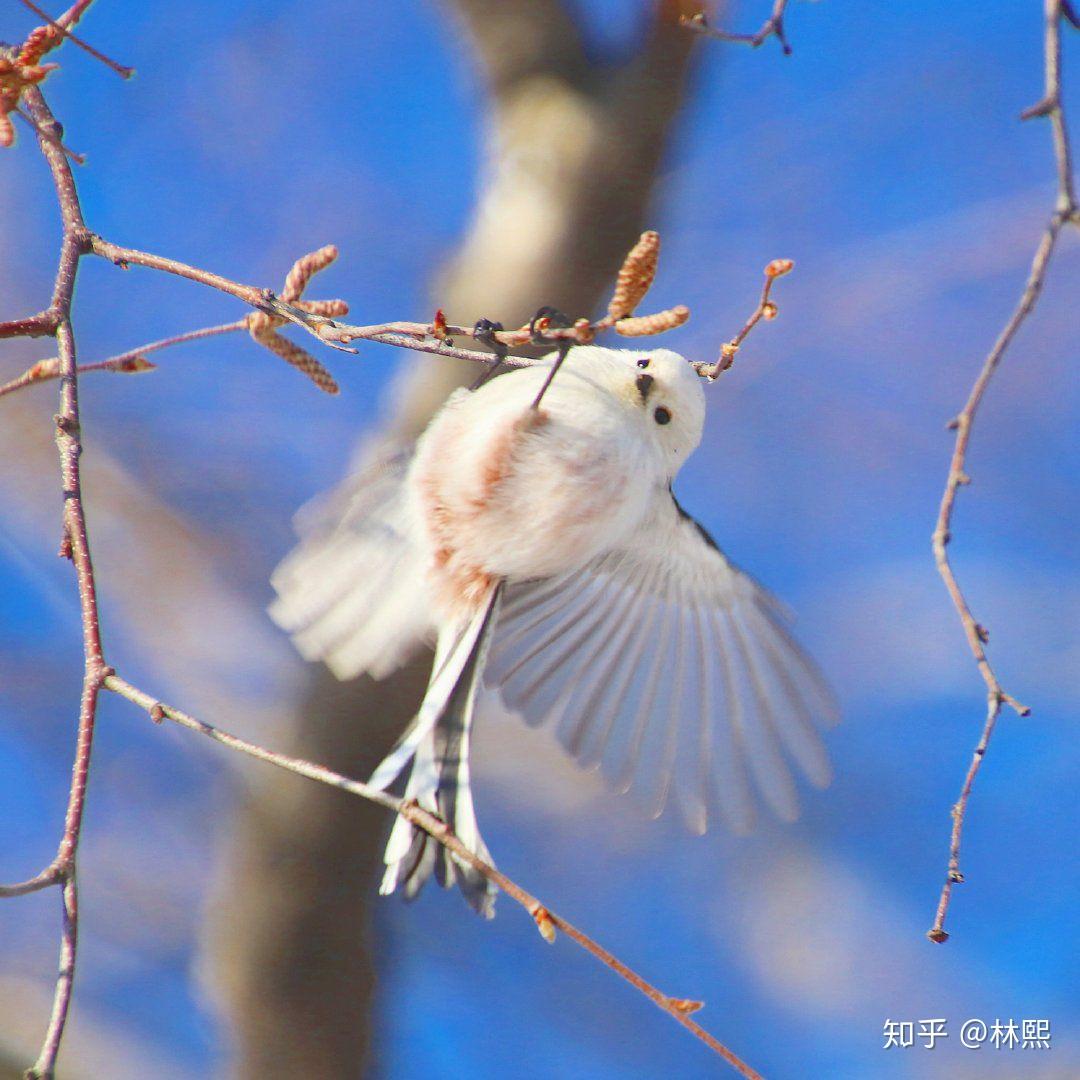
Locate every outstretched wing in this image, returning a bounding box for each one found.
[269,438,433,680]
[484,489,838,835]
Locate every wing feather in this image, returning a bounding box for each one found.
[269,440,431,681]
[672,601,711,834]
[722,607,801,822]
[628,578,694,820]
[556,574,654,759]
[740,605,833,788]
[484,488,836,833]
[485,567,591,691]
[504,578,614,725]
[705,605,758,836]
[577,565,668,772]
[499,574,607,709]
[611,591,676,798]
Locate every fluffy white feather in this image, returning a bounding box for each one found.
[269,346,837,913]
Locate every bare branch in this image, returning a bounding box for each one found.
[681,2,793,55]
[0,864,62,898]
[0,351,156,398]
[927,0,1078,944]
[0,81,108,1074]
[692,258,793,379]
[103,674,763,1080]
[0,307,58,338]
[25,875,78,1080]
[12,102,86,163]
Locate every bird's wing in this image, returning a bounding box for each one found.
[485,489,839,835]
[269,438,432,680]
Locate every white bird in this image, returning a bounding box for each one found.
[270,345,837,916]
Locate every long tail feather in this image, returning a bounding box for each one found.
[376,584,503,916]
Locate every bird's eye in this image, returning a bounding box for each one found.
[636,357,651,369]
[654,406,672,425]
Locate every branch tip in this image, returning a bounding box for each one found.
[1020,95,1056,121]
[764,257,794,278]
[680,3,795,55]
[694,259,793,379]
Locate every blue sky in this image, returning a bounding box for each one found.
[1,2,1077,1077]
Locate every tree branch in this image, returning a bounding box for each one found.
[2,230,700,393]
[102,674,762,1080]
[926,0,1078,944]
[691,258,793,379]
[0,349,158,399]
[0,73,104,1075]
[680,2,793,55]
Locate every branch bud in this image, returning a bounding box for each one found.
[532,905,557,944]
[765,258,794,278]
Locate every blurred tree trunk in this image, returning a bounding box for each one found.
[206,3,702,1076]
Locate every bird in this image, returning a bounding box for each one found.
[269,345,837,917]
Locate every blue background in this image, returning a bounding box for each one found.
[1,2,1077,1077]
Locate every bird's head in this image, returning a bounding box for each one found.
[559,346,705,475]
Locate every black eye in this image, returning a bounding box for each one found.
[636,357,651,369]
[654,406,672,425]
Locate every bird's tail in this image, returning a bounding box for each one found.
[370,584,503,917]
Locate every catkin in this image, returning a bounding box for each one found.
[282,245,339,302]
[615,304,689,337]
[607,231,660,321]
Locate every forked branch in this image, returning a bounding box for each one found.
[926,0,1078,944]
[680,2,793,55]
[104,674,763,1080]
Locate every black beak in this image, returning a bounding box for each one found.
[635,373,655,401]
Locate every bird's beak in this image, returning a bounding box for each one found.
[635,373,655,401]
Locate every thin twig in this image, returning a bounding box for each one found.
[12,104,85,163]
[26,875,78,1080]
[103,674,762,1080]
[0,864,62,898]
[0,352,152,398]
[692,258,793,379]
[0,322,246,399]
[84,234,269,305]
[0,307,57,338]
[680,2,793,55]
[3,224,694,379]
[927,0,1077,944]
